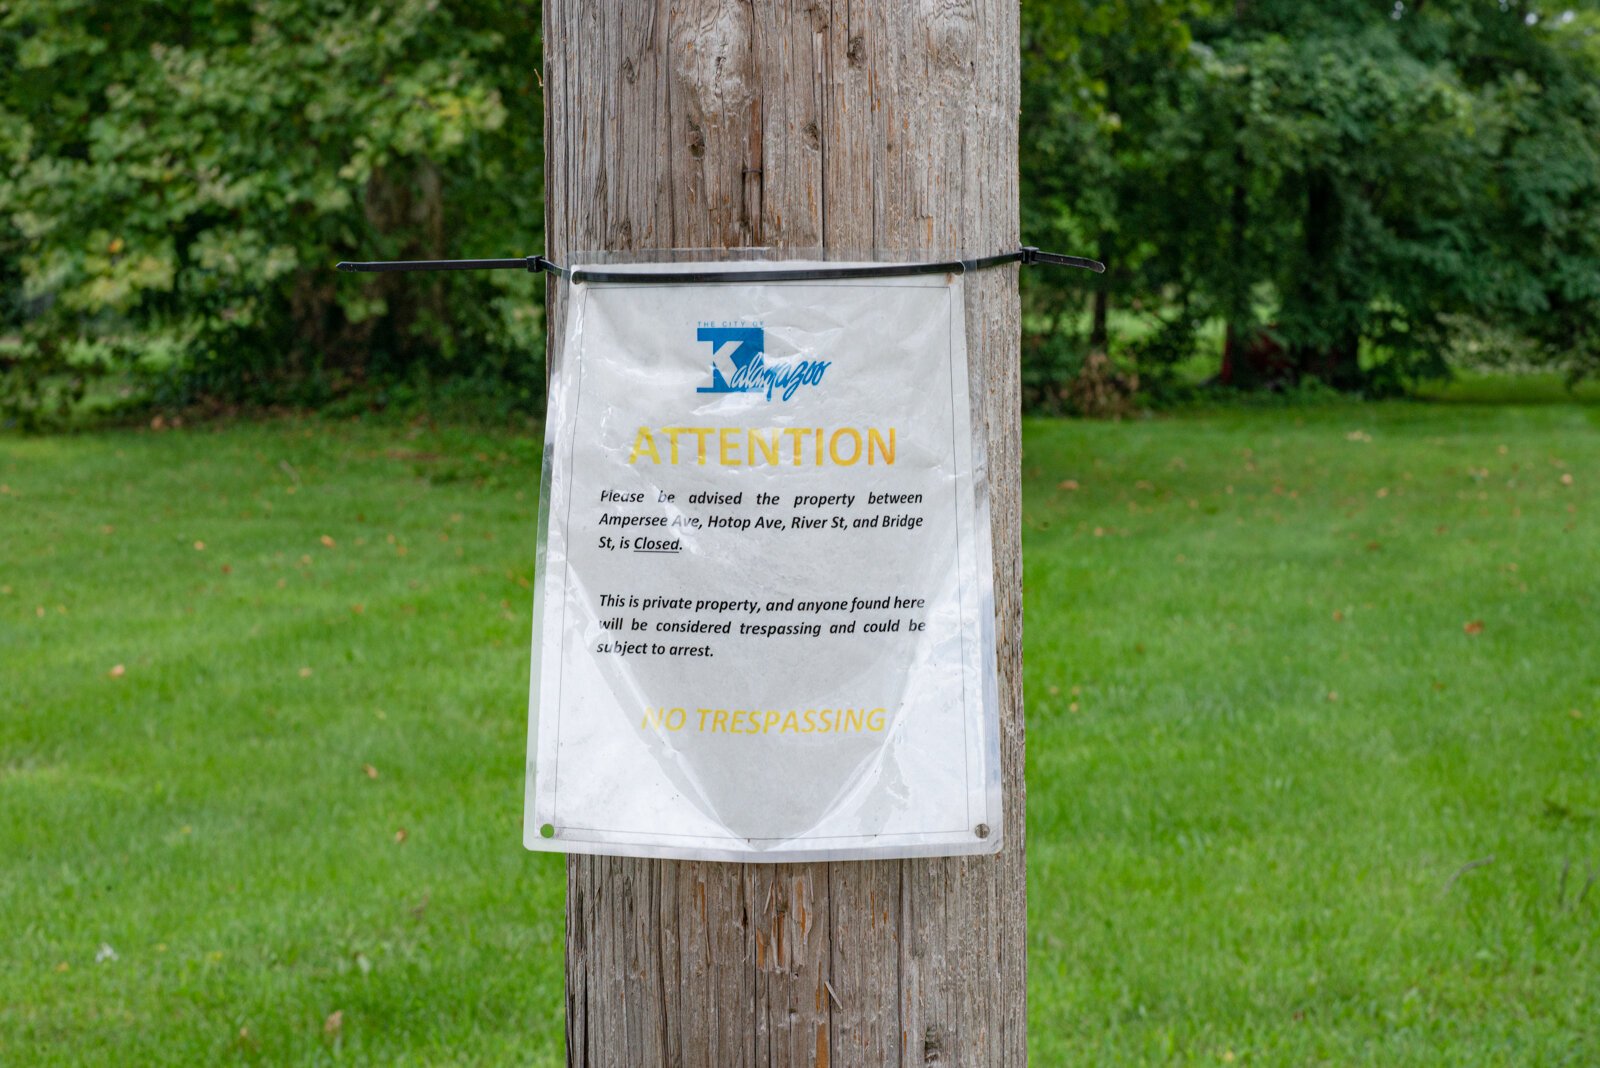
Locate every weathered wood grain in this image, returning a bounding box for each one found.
[546,2,1024,1063]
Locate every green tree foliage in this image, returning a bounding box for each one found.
[1022,0,1600,401]
[2,1,1596,422]
[1021,0,1212,409]
[0,0,544,423]
[1443,2,1600,383]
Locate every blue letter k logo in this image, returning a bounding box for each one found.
[696,327,765,393]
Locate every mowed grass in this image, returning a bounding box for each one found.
[1025,391,1599,1065]
[0,421,563,1064]
[1,388,1596,1064]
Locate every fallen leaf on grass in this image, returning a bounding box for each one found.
[1464,620,1485,635]
[108,664,125,678]
[1058,479,1080,491]
[298,666,313,678]
[324,1010,343,1036]
[320,535,336,548]
[394,828,408,844]
[193,540,206,551]
[1560,473,1574,486]
[362,764,378,780]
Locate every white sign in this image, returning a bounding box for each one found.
[524,263,1001,862]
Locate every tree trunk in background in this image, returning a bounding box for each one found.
[544,2,1026,1064]
[1221,0,1252,385]
[1294,169,1363,390]
[1220,140,1251,385]
[1090,251,1110,354]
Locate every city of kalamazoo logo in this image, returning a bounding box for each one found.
[695,326,830,402]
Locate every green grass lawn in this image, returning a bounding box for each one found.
[3,391,1596,1064]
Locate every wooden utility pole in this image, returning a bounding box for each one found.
[544,3,1024,1063]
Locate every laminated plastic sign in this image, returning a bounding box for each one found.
[524,261,1002,862]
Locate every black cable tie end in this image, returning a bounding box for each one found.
[527,255,568,277]
[336,262,356,272]
[1034,250,1106,274]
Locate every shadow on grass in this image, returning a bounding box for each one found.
[1414,372,1600,407]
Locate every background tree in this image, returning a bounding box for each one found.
[0,0,545,423]
[1020,0,1215,409]
[1020,0,1600,402]
[2,0,1597,422]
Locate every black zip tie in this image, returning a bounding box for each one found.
[335,255,567,276]
[335,247,1103,283]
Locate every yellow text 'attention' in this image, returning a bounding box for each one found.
[627,427,897,467]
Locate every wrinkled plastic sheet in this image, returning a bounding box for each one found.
[524,260,1001,862]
